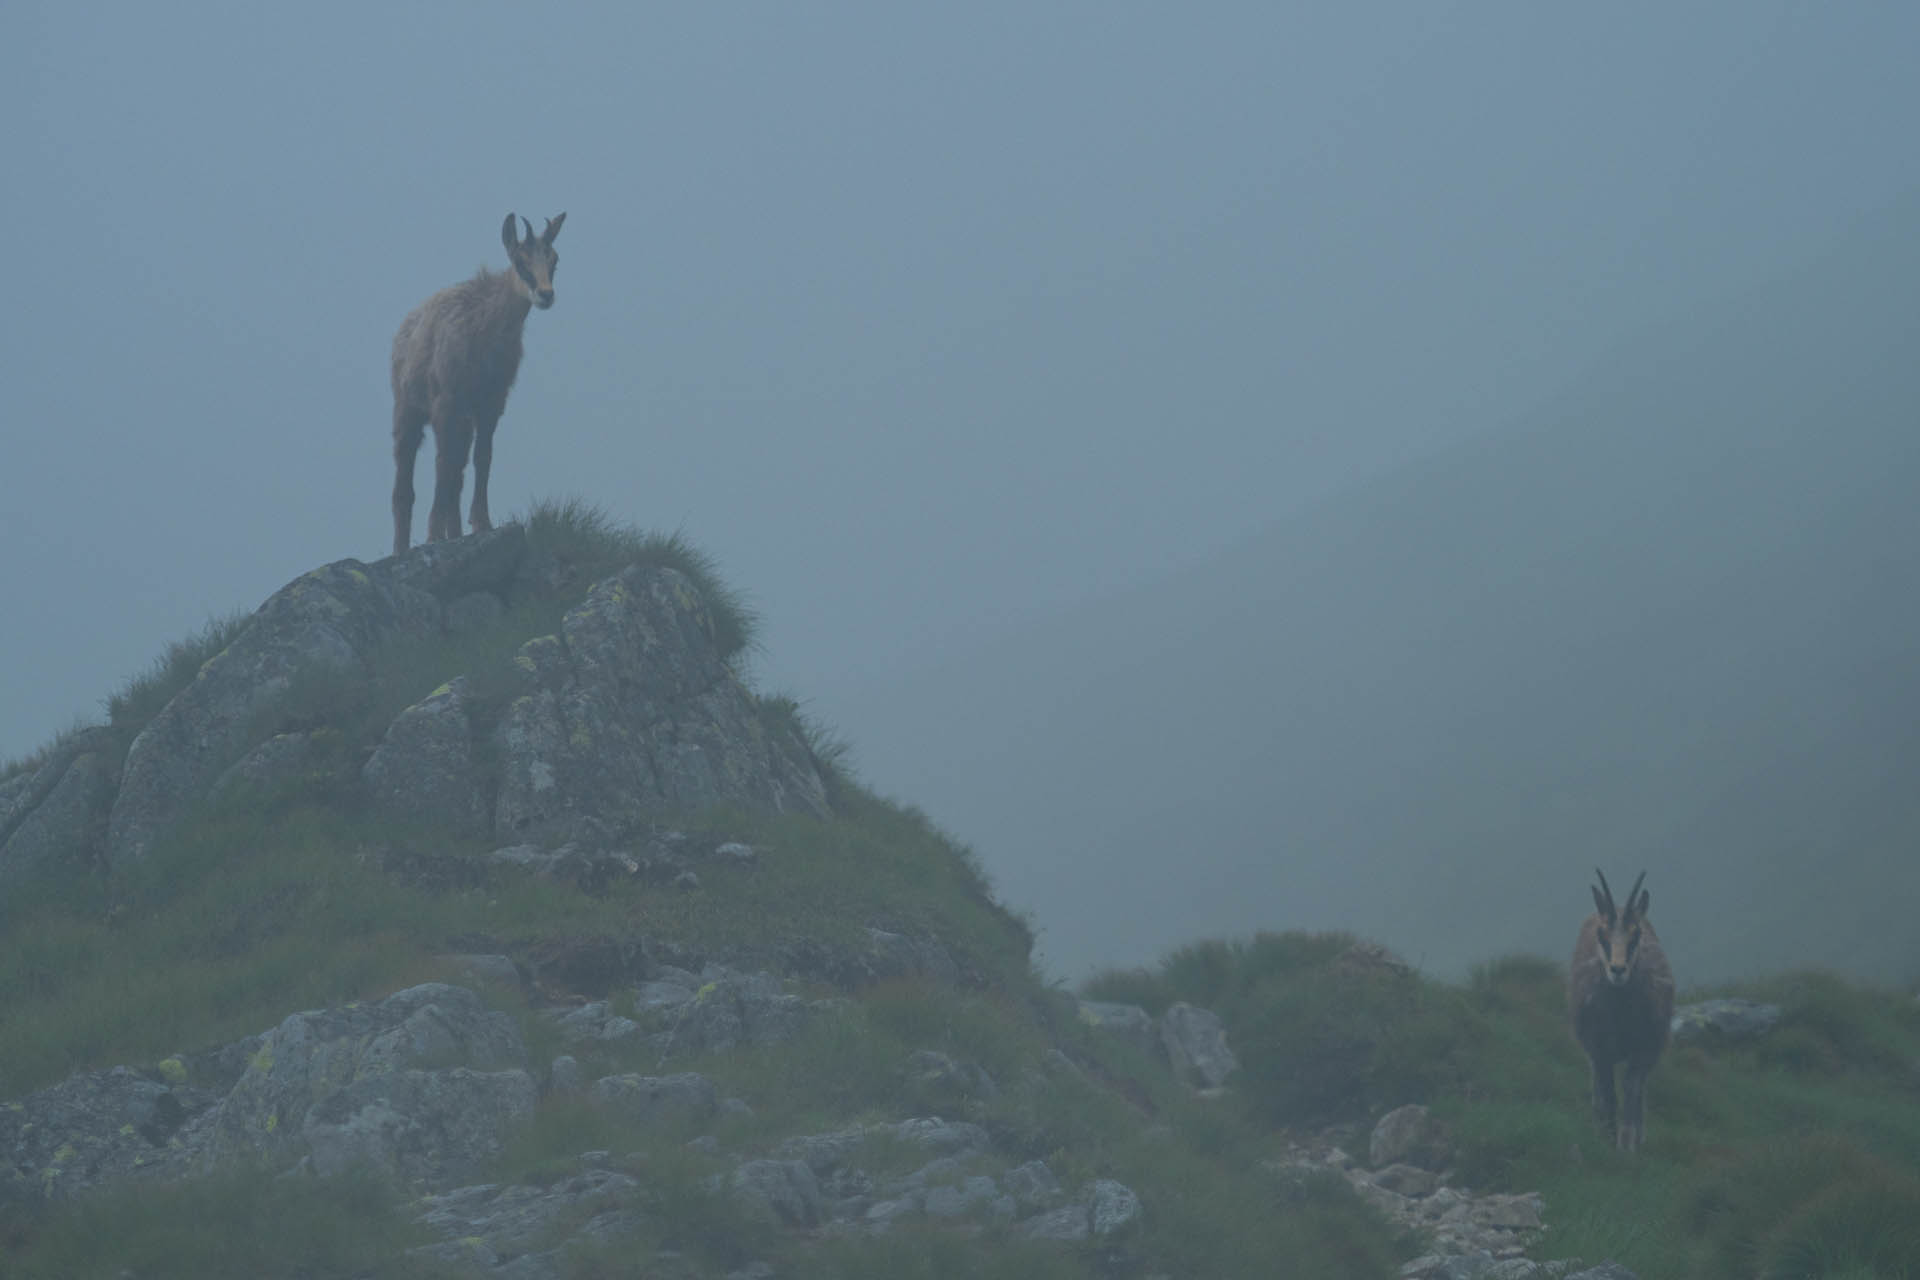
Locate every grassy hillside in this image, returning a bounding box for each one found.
[1088,938,1920,1279]
[5,508,1918,1278]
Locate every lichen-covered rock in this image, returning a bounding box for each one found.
[1160,1002,1239,1089]
[492,565,829,842]
[0,1064,221,1210]
[1670,998,1782,1044]
[108,562,441,865]
[623,966,838,1061]
[363,676,487,833]
[201,982,534,1188]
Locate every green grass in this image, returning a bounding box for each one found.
[1092,930,1920,1280]
[3,1165,454,1279]
[521,496,758,662]
[99,608,255,755]
[12,504,1920,1278]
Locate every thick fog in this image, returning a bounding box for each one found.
[7,6,1919,983]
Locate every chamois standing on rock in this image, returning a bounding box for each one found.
[390,211,566,555]
[1569,869,1675,1151]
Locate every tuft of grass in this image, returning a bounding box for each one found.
[521,497,758,661]
[103,609,254,746]
[1690,1133,1920,1280]
[757,692,857,805]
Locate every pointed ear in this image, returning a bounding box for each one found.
[1634,889,1650,918]
[1591,886,1611,920]
[502,213,519,252]
[542,212,566,245]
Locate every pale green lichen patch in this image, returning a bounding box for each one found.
[157,1055,188,1084]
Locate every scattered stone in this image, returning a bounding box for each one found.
[1160,1002,1239,1089]
[1669,998,1782,1044]
[1371,1103,1450,1170]
[547,1056,583,1095]
[1374,1163,1441,1196]
[1003,1159,1064,1209]
[1078,1001,1162,1061]
[731,1158,825,1227]
[1090,1178,1143,1236]
[442,954,523,988]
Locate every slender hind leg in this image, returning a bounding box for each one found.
[392,406,427,556]
[469,417,498,535]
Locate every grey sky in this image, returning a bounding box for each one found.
[7,6,1920,968]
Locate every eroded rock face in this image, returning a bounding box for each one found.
[201,982,535,1188]
[0,739,114,883]
[492,565,830,842]
[11,528,830,888]
[1,982,535,1210]
[363,676,488,834]
[108,558,448,865]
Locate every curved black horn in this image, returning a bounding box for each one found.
[519,215,535,245]
[1624,871,1648,918]
[1594,868,1616,918]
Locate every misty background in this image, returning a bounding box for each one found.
[6,5,1918,986]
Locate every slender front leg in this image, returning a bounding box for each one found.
[1620,1060,1651,1151]
[469,418,497,534]
[392,408,426,556]
[1589,1055,1618,1145]
[429,419,474,543]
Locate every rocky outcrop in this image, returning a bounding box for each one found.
[2,526,831,884]
[489,564,830,842]
[108,557,447,864]
[201,982,535,1187]
[363,676,488,834]
[2,983,534,1212]
[0,728,115,883]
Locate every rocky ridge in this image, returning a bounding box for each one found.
[0,526,829,886]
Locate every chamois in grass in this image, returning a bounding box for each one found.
[1569,869,1675,1151]
[390,212,566,555]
